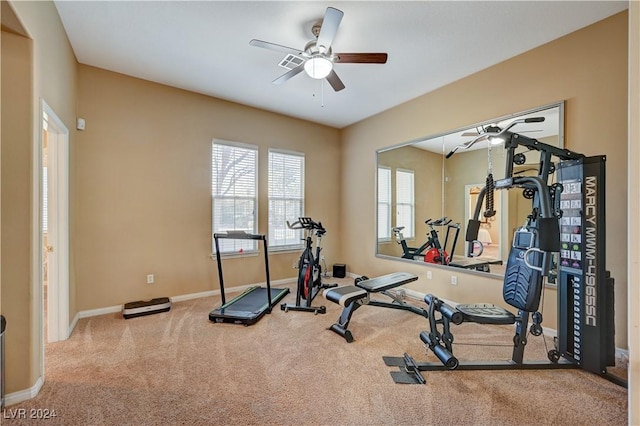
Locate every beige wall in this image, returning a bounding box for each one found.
[2,2,637,421]
[1,29,34,394]
[75,65,341,310]
[2,0,78,396]
[627,2,639,422]
[341,12,629,349]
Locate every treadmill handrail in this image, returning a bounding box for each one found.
[213,231,271,307]
[214,231,266,240]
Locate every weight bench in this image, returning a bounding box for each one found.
[323,272,420,342]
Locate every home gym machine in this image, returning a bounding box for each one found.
[280,217,338,314]
[384,117,623,386]
[209,231,289,325]
[393,217,461,264]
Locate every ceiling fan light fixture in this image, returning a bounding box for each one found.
[304,56,333,79]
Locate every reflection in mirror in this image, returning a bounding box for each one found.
[376,102,563,278]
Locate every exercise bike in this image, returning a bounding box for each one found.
[393,217,460,265]
[280,217,338,314]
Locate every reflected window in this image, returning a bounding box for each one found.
[396,169,415,238]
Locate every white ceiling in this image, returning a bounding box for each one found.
[53,1,627,129]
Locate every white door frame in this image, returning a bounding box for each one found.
[40,100,70,343]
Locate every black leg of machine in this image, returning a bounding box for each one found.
[209,231,289,325]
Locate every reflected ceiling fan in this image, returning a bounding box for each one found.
[249,7,388,92]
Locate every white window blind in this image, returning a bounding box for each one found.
[268,150,305,249]
[396,169,415,238]
[377,166,391,240]
[212,140,258,254]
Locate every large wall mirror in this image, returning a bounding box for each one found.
[376,102,564,278]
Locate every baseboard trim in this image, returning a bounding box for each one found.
[4,376,43,407]
[74,277,297,320]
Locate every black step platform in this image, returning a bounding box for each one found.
[123,297,172,319]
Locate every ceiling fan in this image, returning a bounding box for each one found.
[249,7,388,92]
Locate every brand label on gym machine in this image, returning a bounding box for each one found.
[584,176,597,327]
[559,176,598,328]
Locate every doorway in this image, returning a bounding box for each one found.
[41,101,70,343]
[464,183,503,260]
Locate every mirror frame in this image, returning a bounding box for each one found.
[375,101,565,278]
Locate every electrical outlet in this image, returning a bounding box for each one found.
[427,271,432,280]
[451,275,457,285]
[147,274,154,284]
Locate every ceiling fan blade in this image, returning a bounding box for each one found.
[316,7,343,53]
[325,70,345,92]
[272,62,306,85]
[334,53,388,64]
[249,39,303,56]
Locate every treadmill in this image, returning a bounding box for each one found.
[209,231,289,325]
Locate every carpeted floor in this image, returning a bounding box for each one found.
[4,277,628,425]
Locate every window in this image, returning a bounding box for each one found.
[211,140,258,254]
[377,166,391,241]
[268,150,305,249]
[396,169,415,238]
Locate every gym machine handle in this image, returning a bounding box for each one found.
[286,217,326,232]
[523,247,545,272]
[426,217,452,226]
[445,117,545,158]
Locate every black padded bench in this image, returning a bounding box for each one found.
[323,272,420,342]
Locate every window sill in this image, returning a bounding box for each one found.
[268,246,304,254]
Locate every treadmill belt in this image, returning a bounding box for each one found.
[209,286,289,326]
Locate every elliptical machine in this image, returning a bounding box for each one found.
[281,217,338,314]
